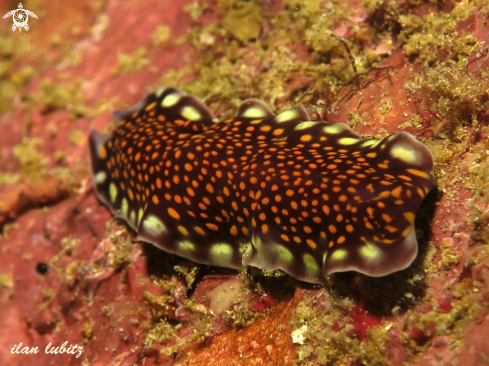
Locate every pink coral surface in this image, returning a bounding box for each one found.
[1,0,489,365]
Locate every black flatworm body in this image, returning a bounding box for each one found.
[89,87,434,284]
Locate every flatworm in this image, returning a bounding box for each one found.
[89,87,434,284]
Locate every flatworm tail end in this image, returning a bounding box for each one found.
[88,88,248,269]
[88,129,113,210]
[89,128,139,231]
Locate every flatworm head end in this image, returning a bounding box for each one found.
[320,131,434,278]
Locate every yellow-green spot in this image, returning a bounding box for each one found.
[295,121,321,130]
[274,244,294,263]
[94,171,107,184]
[242,107,267,118]
[323,124,345,134]
[303,253,319,274]
[338,137,359,145]
[121,198,129,217]
[142,214,167,236]
[162,93,180,108]
[178,240,195,252]
[137,208,145,226]
[181,105,202,121]
[391,144,418,163]
[331,249,348,262]
[109,182,118,202]
[210,243,234,263]
[359,243,382,262]
[361,139,380,148]
[275,109,298,123]
[130,210,136,224]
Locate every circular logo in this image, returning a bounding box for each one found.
[12,9,28,28]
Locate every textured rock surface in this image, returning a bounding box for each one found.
[1,0,488,365]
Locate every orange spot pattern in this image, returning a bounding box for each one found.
[89,87,435,283]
